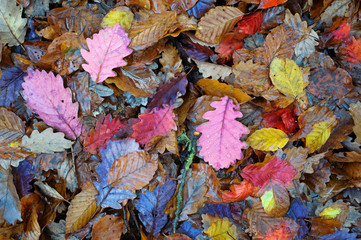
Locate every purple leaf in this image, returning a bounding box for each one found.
[318,230,358,240]
[187,0,216,19]
[0,66,25,107]
[178,221,202,239]
[22,69,82,139]
[201,203,233,219]
[134,179,176,235]
[196,96,249,170]
[81,24,132,83]
[12,158,34,198]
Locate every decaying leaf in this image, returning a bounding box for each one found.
[21,128,73,154]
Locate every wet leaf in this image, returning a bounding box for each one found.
[92,215,124,240]
[247,128,289,151]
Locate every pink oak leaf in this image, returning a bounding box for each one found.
[131,105,177,145]
[22,69,82,139]
[81,24,132,83]
[196,96,249,170]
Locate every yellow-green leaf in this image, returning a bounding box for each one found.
[204,217,238,240]
[247,128,289,151]
[306,121,332,153]
[270,58,305,98]
[101,6,134,31]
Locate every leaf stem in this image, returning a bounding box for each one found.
[172,132,197,233]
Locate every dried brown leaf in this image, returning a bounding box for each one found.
[65,183,98,234]
[92,215,124,240]
[303,159,331,193]
[0,107,25,144]
[195,6,244,44]
[34,181,65,201]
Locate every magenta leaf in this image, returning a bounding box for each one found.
[22,69,82,139]
[81,24,132,83]
[196,96,249,170]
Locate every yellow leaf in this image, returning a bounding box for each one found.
[319,207,342,219]
[306,121,332,153]
[270,58,305,99]
[247,128,289,151]
[65,183,98,234]
[196,78,251,103]
[204,217,238,240]
[101,7,134,31]
[260,183,290,217]
[195,6,243,44]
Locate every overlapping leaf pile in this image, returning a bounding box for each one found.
[1,0,361,239]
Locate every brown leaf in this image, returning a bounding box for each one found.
[159,44,183,75]
[253,25,297,66]
[304,152,327,174]
[308,68,354,100]
[180,167,208,221]
[34,181,65,201]
[284,147,308,179]
[187,95,221,126]
[107,151,158,191]
[148,130,179,155]
[92,215,124,240]
[260,181,290,217]
[192,163,222,203]
[129,11,177,50]
[231,60,270,96]
[350,101,361,143]
[0,107,25,144]
[106,65,159,98]
[24,207,41,240]
[195,6,244,44]
[65,182,98,234]
[319,178,353,203]
[283,9,310,42]
[303,159,331,193]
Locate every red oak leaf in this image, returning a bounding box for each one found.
[196,96,249,170]
[131,105,177,145]
[222,180,257,203]
[241,156,297,189]
[22,69,82,139]
[262,107,298,135]
[84,114,126,154]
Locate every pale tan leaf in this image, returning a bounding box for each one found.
[195,6,243,44]
[0,0,27,46]
[0,107,25,144]
[107,151,158,191]
[34,181,65,201]
[284,147,308,179]
[159,44,183,75]
[304,152,327,174]
[350,101,361,144]
[193,59,232,80]
[65,183,98,234]
[21,128,73,154]
[129,11,177,50]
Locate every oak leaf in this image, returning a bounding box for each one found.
[21,128,73,154]
[22,69,82,140]
[131,105,177,145]
[196,96,249,170]
[84,115,126,154]
[81,24,132,83]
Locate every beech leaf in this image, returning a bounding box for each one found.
[196,96,249,170]
[131,105,177,145]
[306,121,333,154]
[92,215,124,240]
[81,24,132,83]
[0,66,25,107]
[247,128,289,151]
[260,181,290,217]
[22,69,82,140]
[21,128,73,154]
[65,183,98,234]
[0,107,25,145]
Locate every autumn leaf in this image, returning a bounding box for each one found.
[195,6,244,44]
[196,96,249,170]
[21,128,73,154]
[270,57,307,99]
[260,180,290,217]
[0,0,27,46]
[22,69,82,140]
[81,24,132,83]
[0,66,25,107]
[247,128,289,151]
[131,105,177,145]
[101,6,134,30]
[203,216,238,240]
[350,101,361,143]
[84,114,126,154]
[0,107,25,145]
[222,180,256,203]
[65,183,98,234]
[305,121,333,153]
[241,156,297,189]
[92,215,124,240]
[259,0,288,9]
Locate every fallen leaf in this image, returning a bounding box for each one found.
[260,180,290,217]
[259,0,288,9]
[0,0,27,46]
[195,6,244,44]
[81,24,132,83]
[196,96,249,170]
[0,66,25,107]
[194,59,232,80]
[203,216,238,240]
[247,128,289,151]
[65,183,98,234]
[101,6,134,30]
[92,215,124,240]
[306,121,333,153]
[349,101,361,143]
[0,107,25,145]
[22,69,82,140]
[222,180,255,202]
